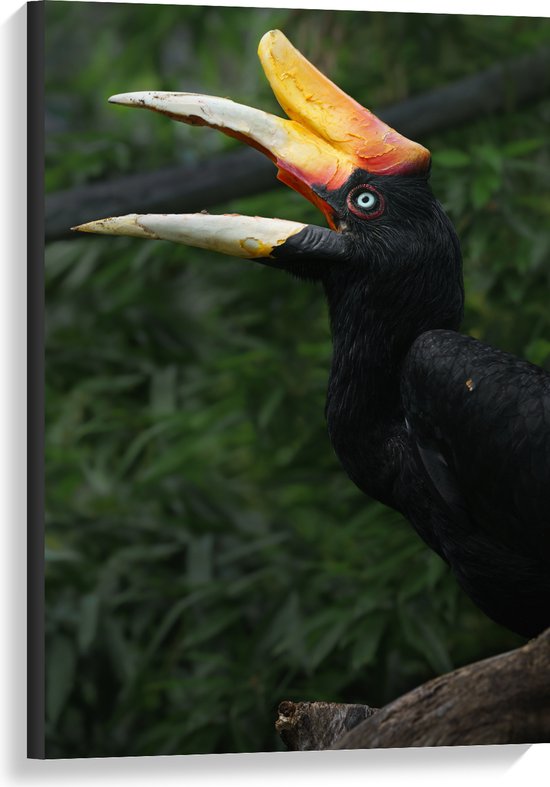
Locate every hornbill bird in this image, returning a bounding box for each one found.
[75,31,550,639]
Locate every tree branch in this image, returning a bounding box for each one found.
[276,627,550,750]
[276,701,378,751]
[46,149,276,243]
[47,46,550,243]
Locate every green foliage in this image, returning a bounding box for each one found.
[45,2,548,757]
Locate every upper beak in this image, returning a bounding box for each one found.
[105,87,349,229]
[73,30,430,260]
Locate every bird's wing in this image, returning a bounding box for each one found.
[401,329,550,561]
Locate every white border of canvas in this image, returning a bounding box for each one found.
[1,0,548,784]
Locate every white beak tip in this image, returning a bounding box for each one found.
[108,92,150,107]
[71,214,156,239]
[71,221,97,233]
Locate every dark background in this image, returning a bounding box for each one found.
[45,1,550,757]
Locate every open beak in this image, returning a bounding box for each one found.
[74,30,430,261]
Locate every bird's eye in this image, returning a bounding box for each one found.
[347,185,385,220]
[356,191,377,210]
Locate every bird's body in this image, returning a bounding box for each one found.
[320,179,550,637]
[76,30,550,638]
[330,320,550,638]
[401,330,550,637]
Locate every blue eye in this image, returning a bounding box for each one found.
[355,191,378,210]
[347,184,385,219]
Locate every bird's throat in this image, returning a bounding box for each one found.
[323,280,414,508]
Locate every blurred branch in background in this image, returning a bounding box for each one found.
[46,45,550,242]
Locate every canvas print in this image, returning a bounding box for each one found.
[36,0,550,759]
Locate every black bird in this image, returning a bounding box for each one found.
[76,31,550,638]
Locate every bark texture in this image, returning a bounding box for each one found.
[276,628,550,751]
[276,701,378,751]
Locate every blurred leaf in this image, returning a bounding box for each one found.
[434,149,471,168]
[525,338,550,367]
[399,604,453,674]
[502,138,545,157]
[181,608,242,649]
[78,593,100,653]
[350,612,387,670]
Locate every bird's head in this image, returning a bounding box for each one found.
[75,30,463,328]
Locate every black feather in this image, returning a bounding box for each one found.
[316,172,550,638]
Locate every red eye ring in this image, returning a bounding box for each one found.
[346,184,385,220]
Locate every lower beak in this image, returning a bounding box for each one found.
[73,213,308,259]
[73,212,349,265]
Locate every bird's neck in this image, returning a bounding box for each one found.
[322,203,464,507]
[323,274,426,507]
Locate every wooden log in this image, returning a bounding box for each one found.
[276,701,378,751]
[337,628,550,749]
[276,628,550,750]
